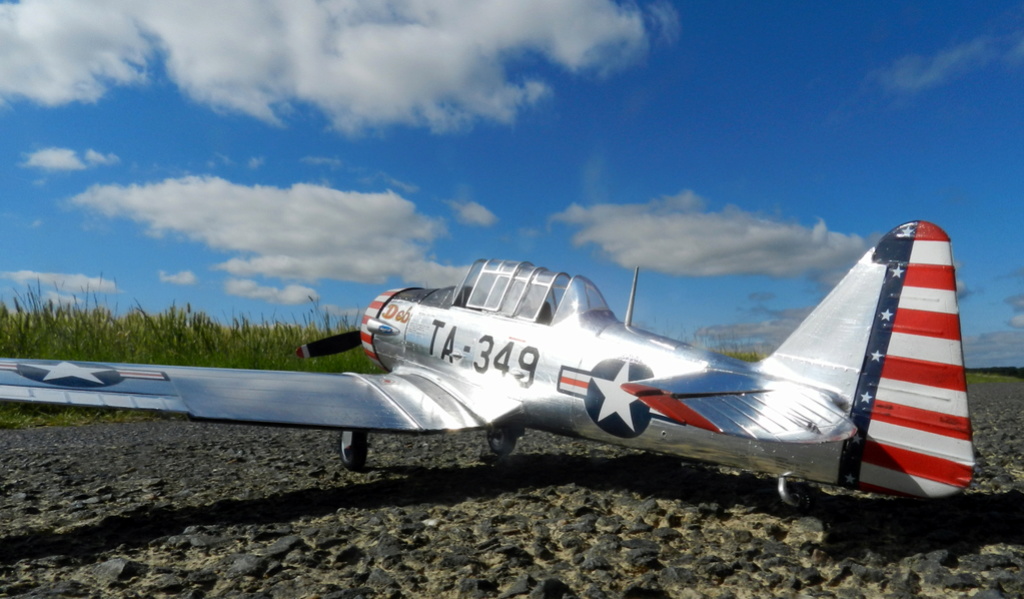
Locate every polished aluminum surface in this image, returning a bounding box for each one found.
[0,360,483,432]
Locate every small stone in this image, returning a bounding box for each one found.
[659,567,697,586]
[263,534,305,557]
[529,577,571,599]
[149,573,186,592]
[943,572,980,590]
[459,577,499,597]
[972,590,1009,599]
[581,554,611,570]
[93,558,147,583]
[225,554,267,578]
[500,574,535,598]
[366,567,397,588]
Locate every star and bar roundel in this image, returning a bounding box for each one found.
[0,360,168,388]
[558,358,654,438]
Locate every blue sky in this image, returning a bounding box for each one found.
[2,1,1023,367]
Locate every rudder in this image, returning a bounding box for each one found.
[840,221,974,497]
[762,221,974,498]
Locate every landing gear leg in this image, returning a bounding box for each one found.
[778,472,814,511]
[487,426,523,458]
[338,430,368,472]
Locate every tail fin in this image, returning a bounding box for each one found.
[762,221,974,498]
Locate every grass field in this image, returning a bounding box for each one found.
[0,291,377,428]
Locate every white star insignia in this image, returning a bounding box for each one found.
[594,363,640,431]
[890,265,905,278]
[845,474,857,484]
[850,435,862,445]
[37,362,108,384]
[859,392,873,404]
[897,224,916,238]
[870,351,884,362]
[880,309,893,321]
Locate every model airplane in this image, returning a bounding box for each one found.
[0,221,973,506]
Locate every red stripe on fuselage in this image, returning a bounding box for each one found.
[637,394,722,433]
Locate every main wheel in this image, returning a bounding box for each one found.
[487,426,522,458]
[338,430,368,472]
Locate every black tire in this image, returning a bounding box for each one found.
[487,426,522,458]
[788,483,815,512]
[338,430,368,472]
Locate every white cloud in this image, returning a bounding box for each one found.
[302,156,345,169]
[1010,36,1024,63]
[872,33,1024,95]
[69,175,465,287]
[20,147,119,171]
[1,270,119,294]
[0,0,150,106]
[303,156,420,194]
[551,190,868,280]
[21,147,85,170]
[84,148,120,166]
[963,330,1024,368]
[361,172,419,195]
[691,306,813,355]
[159,270,198,286]
[43,291,81,306]
[321,304,362,321]
[0,0,670,133]
[225,279,318,305]
[1007,294,1024,329]
[447,200,498,227]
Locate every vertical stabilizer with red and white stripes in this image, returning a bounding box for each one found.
[838,221,974,498]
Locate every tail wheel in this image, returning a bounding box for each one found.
[338,430,368,472]
[487,426,523,458]
[777,473,814,511]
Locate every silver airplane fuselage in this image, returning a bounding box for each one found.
[365,282,845,489]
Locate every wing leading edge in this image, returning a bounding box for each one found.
[0,358,500,433]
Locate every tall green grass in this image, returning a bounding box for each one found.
[0,289,377,428]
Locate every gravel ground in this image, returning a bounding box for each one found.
[1,382,1023,599]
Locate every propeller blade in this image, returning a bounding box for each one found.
[295,330,362,359]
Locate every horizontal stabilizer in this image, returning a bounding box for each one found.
[625,370,770,398]
[622,377,856,444]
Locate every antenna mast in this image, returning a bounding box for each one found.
[624,267,639,328]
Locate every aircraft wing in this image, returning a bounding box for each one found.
[622,370,857,444]
[0,358,497,433]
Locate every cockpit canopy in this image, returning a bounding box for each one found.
[453,259,612,325]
